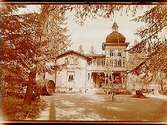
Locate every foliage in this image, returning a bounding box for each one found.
[36,5,70,74]
[0,5,41,80]
[70,5,143,25]
[127,5,167,83]
[2,96,48,120]
[0,4,69,100]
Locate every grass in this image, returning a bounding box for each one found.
[2,96,48,120]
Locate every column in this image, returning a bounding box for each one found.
[121,72,123,88]
[121,58,123,67]
[124,72,128,89]
[109,73,111,85]
[111,71,113,83]
[106,73,108,85]
[104,73,106,87]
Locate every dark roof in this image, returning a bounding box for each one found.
[106,31,126,44]
[105,22,126,44]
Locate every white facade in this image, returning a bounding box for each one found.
[44,22,130,92]
[55,52,89,92]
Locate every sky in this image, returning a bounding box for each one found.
[66,11,143,54]
[65,6,153,54]
[16,5,153,54]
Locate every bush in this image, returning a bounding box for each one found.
[2,96,48,120]
[41,85,50,96]
[132,90,146,98]
[159,90,167,95]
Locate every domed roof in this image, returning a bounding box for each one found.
[106,22,126,44]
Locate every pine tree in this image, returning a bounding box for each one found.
[127,5,167,82]
[36,5,70,79]
[0,5,70,105]
[0,5,42,100]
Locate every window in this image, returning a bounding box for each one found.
[88,60,92,65]
[106,59,108,66]
[68,75,74,81]
[118,59,122,67]
[74,58,79,65]
[106,74,108,84]
[109,75,112,81]
[118,52,122,56]
[110,60,113,67]
[102,59,105,66]
[71,57,74,65]
[67,71,75,82]
[97,59,101,66]
[123,58,126,67]
[122,52,126,57]
[65,58,69,65]
[110,50,113,57]
[88,73,90,80]
[114,59,117,67]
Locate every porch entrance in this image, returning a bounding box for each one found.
[112,72,122,84]
[91,72,105,88]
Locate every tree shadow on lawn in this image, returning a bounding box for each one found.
[2,96,48,121]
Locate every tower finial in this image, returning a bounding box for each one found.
[112,22,118,31]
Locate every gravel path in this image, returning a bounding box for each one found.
[36,89,167,122]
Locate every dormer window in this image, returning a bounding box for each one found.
[65,58,69,65]
[74,58,79,65]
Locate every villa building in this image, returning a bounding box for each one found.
[45,22,129,92]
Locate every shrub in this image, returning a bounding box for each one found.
[2,96,48,120]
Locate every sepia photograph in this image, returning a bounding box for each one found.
[0,2,167,124]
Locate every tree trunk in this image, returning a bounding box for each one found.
[23,68,36,105]
[43,72,45,80]
[160,80,164,91]
[23,83,33,105]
